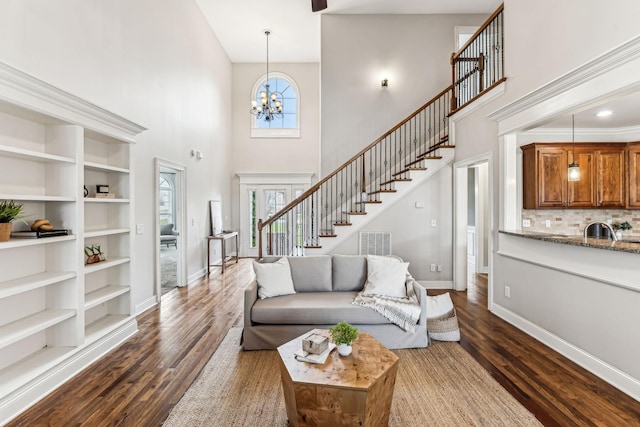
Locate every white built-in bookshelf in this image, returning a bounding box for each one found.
[0,61,145,424]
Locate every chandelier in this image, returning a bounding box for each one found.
[250,30,283,122]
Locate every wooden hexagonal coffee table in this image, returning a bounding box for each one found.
[277,329,399,426]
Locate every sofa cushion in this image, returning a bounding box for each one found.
[287,255,332,292]
[362,255,409,298]
[251,292,390,325]
[332,254,367,292]
[252,257,296,299]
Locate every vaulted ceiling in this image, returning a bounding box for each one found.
[195,0,502,62]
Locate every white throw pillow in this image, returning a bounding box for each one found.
[426,293,454,319]
[362,255,409,298]
[253,257,296,299]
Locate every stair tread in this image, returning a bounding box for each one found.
[319,234,337,238]
[304,245,322,249]
[345,211,367,215]
[380,178,412,185]
[393,167,427,177]
[368,189,397,195]
[356,200,382,205]
[334,222,352,226]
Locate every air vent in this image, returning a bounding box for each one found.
[359,232,392,256]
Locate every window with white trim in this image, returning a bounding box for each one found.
[250,72,300,138]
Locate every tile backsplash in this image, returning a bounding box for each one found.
[522,209,640,237]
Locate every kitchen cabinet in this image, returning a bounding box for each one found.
[522,143,595,208]
[595,147,625,208]
[522,142,625,209]
[628,142,640,208]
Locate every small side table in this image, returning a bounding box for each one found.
[207,231,239,274]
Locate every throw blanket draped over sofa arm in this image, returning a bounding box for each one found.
[242,254,429,350]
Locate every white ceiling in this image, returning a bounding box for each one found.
[537,89,640,130]
[195,0,640,132]
[195,0,502,63]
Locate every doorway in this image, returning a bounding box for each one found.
[453,153,493,307]
[155,159,187,301]
[238,173,314,258]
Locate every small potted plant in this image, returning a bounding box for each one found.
[0,200,25,242]
[614,221,633,239]
[329,321,359,357]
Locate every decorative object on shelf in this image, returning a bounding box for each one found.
[11,229,69,239]
[302,333,329,355]
[329,321,359,357]
[84,185,89,197]
[96,184,109,194]
[249,30,284,123]
[85,244,106,265]
[0,200,26,242]
[567,115,580,182]
[31,218,54,232]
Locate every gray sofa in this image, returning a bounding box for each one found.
[242,254,429,350]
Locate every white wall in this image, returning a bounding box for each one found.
[332,165,453,281]
[230,62,320,231]
[0,0,233,309]
[320,13,486,175]
[451,0,640,399]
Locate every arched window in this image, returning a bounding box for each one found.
[250,72,300,138]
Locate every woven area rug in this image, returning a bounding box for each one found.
[163,328,542,426]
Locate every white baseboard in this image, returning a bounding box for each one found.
[417,280,453,289]
[0,319,138,425]
[135,296,157,315]
[491,303,640,402]
[188,268,206,286]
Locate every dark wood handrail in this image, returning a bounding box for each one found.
[452,3,504,61]
[260,84,453,230]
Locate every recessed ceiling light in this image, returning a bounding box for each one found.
[596,110,613,117]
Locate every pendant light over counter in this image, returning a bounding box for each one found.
[567,115,580,182]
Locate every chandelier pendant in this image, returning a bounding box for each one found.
[250,30,284,123]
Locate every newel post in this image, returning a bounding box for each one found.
[450,52,457,111]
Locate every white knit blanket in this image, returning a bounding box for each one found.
[352,280,421,332]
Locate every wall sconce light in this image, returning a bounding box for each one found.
[381,78,389,87]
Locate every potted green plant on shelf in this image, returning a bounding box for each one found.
[329,321,359,357]
[0,200,25,242]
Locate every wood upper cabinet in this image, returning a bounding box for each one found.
[536,147,566,207]
[596,147,625,208]
[628,142,640,208]
[522,142,625,209]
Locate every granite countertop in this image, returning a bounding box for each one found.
[500,230,640,255]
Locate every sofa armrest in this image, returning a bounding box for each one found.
[244,279,259,327]
[409,277,427,325]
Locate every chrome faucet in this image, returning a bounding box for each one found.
[583,222,618,241]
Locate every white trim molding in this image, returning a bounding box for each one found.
[489,35,640,135]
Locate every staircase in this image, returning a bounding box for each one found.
[258,4,504,258]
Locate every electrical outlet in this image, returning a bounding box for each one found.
[431,219,437,227]
[437,265,442,272]
[522,219,531,227]
[430,264,436,272]
[505,285,511,298]
[545,220,551,228]
[136,224,144,234]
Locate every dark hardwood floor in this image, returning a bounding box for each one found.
[9,259,640,426]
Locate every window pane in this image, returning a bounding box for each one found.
[253,77,298,130]
[249,190,257,248]
[283,114,297,128]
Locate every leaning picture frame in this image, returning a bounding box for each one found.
[209,200,223,236]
